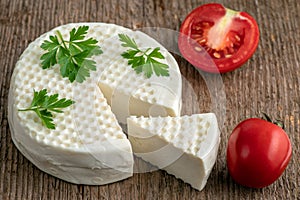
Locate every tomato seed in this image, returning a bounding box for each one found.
[213,52,221,58]
[194,46,202,52]
[196,27,202,31]
[235,35,241,42]
[191,34,202,39]
[201,22,211,28]
[199,38,206,44]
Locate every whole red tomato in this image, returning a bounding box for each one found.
[227,118,292,188]
[178,3,259,73]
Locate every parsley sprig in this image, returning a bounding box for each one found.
[18,89,75,129]
[40,26,103,83]
[118,34,169,78]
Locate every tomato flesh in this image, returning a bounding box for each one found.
[190,9,241,59]
[227,118,292,188]
[178,3,259,73]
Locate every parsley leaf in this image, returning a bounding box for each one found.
[18,89,75,129]
[118,34,169,78]
[40,26,103,83]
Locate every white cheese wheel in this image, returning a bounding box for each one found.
[127,113,220,191]
[8,23,182,184]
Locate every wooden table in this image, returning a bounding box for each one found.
[1,0,299,199]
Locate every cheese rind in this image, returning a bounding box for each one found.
[8,23,182,184]
[127,113,220,190]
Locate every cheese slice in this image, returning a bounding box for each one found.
[8,23,182,184]
[127,113,220,191]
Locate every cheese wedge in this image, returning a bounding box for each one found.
[127,113,220,191]
[8,23,182,184]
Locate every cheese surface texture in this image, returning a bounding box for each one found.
[127,113,220,191]
[8,23,182,184]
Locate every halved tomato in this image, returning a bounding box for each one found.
[178,3,259,73]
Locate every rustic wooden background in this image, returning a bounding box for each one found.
[0,0,299,199]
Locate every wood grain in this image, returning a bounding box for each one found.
[0,0,299,199]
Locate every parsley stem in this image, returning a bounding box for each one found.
[137,48,151,59]
[18,108,34,112]
[56,30,79,68]
[144,48,151,54]
[18,107,40,112]
[56,30,68,50]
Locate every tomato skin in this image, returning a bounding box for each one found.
[178,3,259,73]
[227,118,292,188]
